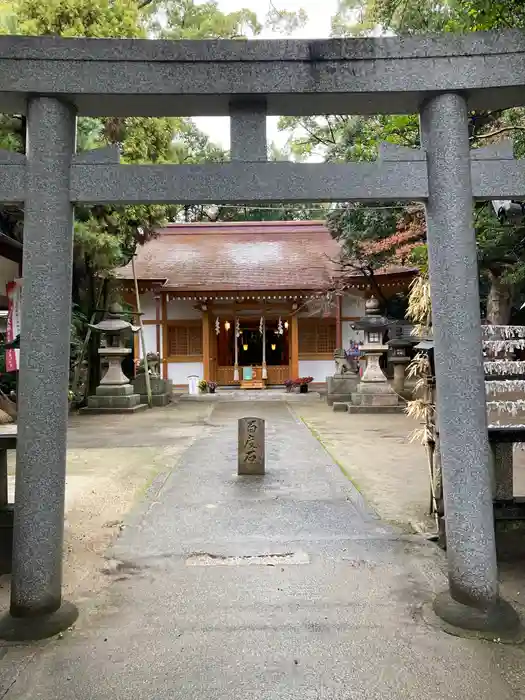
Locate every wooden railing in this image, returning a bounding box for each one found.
[216,365,289,386]
[267,366,289,385]
[216,366,237,386]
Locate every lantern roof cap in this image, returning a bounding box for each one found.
[353,297,390,330]
[88,302,139,334]
[387,337,412,348]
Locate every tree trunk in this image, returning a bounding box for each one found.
[486,270,513,325]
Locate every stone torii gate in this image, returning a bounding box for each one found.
[0,30,524,640]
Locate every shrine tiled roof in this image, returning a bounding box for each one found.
[114,220,415,292]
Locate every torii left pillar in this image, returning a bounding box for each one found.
[0,97,79,640]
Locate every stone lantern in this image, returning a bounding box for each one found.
[81,302,146,414]
[387,336,412,395]
[348,297,402,413]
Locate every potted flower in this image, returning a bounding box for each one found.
[284,378,295,393]
[198,379,208,393]
[207,381,217,394]
[297,376,314,394]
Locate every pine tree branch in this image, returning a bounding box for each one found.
[300,122,334,147]
[471,125,525,141]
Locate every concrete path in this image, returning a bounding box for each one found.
[3,402,525,699]
[297,401,525,537]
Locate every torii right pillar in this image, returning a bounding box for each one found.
[420,92,521,641]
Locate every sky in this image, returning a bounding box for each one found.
[193,0,341,152]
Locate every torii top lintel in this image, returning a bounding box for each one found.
[0,30,524,117]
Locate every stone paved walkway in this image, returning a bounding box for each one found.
[3,402,525,699]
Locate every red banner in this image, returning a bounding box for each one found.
[6,280,21,372]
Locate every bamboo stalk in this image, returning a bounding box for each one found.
[132,256,152,408]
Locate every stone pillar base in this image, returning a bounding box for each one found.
[138,393,170,407]
[132,376,173,407]
[80,392,147,414]
[347,404,404,414]
[95,384,134,397]
[429,591,523,643]
[392,362,409,395]
[0,600,79,641]
[326,375,358,406]
[351,391,399,407]
[350,375,403,413]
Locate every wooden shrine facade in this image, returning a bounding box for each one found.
[115,220,415,388]
[120,279,413,388]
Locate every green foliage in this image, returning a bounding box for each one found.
[145,0,261,39]
[14,0,144,37]
[277,0,525,325]
[331,0,453,36]
[142,0,308,39]
[70,304,88,366]
[265,5,307,35]
[1,0,309,398]
[459,0,525,30]
[475,205,525,286]
[328,204,400,269]
[217,203,326,223]
[329,0,525,37]
[1,0,242,285]
[408,244,429,275]
[0,115,23,152]
[279,114,420,163]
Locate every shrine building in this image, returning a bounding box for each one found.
[114,220,415,389]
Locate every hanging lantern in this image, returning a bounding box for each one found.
[271,343,276,351]
[243,343,248,351]
[284,320,289,330]
[215,317,220,335]
[225,320,231,331]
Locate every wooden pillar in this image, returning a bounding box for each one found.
[262,315,267,379]
[133,333,139,376]
[290,314,299,379]
[336,295,342,348]
[202,308,210,381]
[154,289,161,359]
[209,312,217,383]
[234,317,239,381]
[161,293,168,380]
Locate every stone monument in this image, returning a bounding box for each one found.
[81,303,147,414]
[238,417,265,475]
[348,297,402,414]
[132,352,173,407]
[326,348,359,407]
